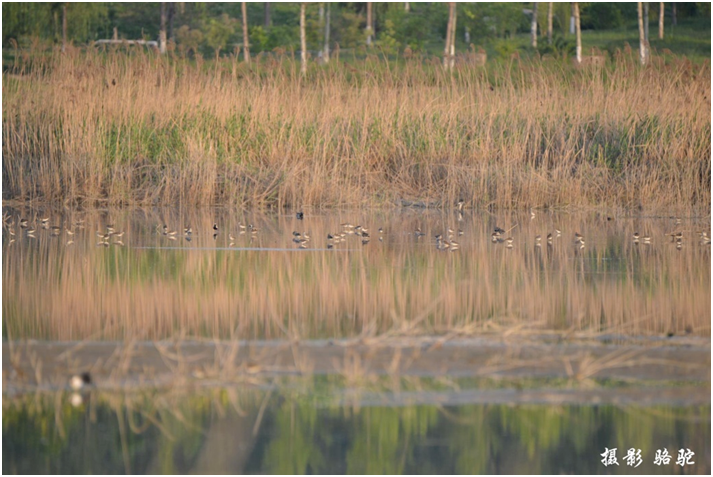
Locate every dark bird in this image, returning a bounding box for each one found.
[296,211,304,220]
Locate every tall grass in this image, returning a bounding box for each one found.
[2,44,711,208]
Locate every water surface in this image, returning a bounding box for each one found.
[2,385,710,474]
[2,207,710,340]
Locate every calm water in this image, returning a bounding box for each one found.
[2,207,711,340]
[2,206,711,474]
[2,384,711,474]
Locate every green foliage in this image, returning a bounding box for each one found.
[175,25,203,55]
[382,4,431,51]
[375,19,400,53]
[581,3,625,30]
[327,9,363,50]
[462,2,529,41]
[537,34,576,60]
[2,2,711,61]
[204,13,237,57]
[3,2,109,44]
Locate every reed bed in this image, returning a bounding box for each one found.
[2,45,710,208]
[2,208,709,340]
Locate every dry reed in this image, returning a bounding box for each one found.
[2,45,710,208]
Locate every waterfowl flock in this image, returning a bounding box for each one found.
[3,210,710,254]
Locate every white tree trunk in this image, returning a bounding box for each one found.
[323,2,330,63]
[449,2,457,68]
[531,3,538,48]
[160,2,167,54]
[638,2,648,64]
[573,2,581,63]
[242,2,250,63]
[404,2,410,13]
[644,2,649,42]
[366,2,373,46]
[547,2,553,45]
[658,2,664,39]
[443,2,453,68]
[300,3,307,75]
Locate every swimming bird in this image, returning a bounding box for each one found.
[633,232,640,243]
[296,211,304,220]
[70,372,92,391]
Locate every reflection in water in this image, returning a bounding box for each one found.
[2,207,710,340]
[2,386,710,474]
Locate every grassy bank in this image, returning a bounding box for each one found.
[2,45,710,209]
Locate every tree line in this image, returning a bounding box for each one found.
[2,2,708,61]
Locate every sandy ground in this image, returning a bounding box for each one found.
[3,334,710,405]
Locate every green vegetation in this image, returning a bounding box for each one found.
[2,387,710,473]
[2,3,711,61]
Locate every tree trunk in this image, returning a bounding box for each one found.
[449,2,456,68]
[531,3,538,48]
[62,3,67,53]
[405,2,410,13]
[241,2,250,63]
[658,2,664,39]
[323,2,331,63]
[264,2,271,29]
[672,3,676,26]
[366,2,373,47]
[644,2,649,42]
[547,2,553,44]
[637,2,648,65]
[300,3,307,75]
[573,2,581,63]
[569,3,575,34]
[159,2,167,54]
[443,2,453,68]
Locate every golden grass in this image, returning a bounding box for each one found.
[2,208,710,340]
[2,45,710,208]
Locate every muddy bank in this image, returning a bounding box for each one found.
[4,336,709,396]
